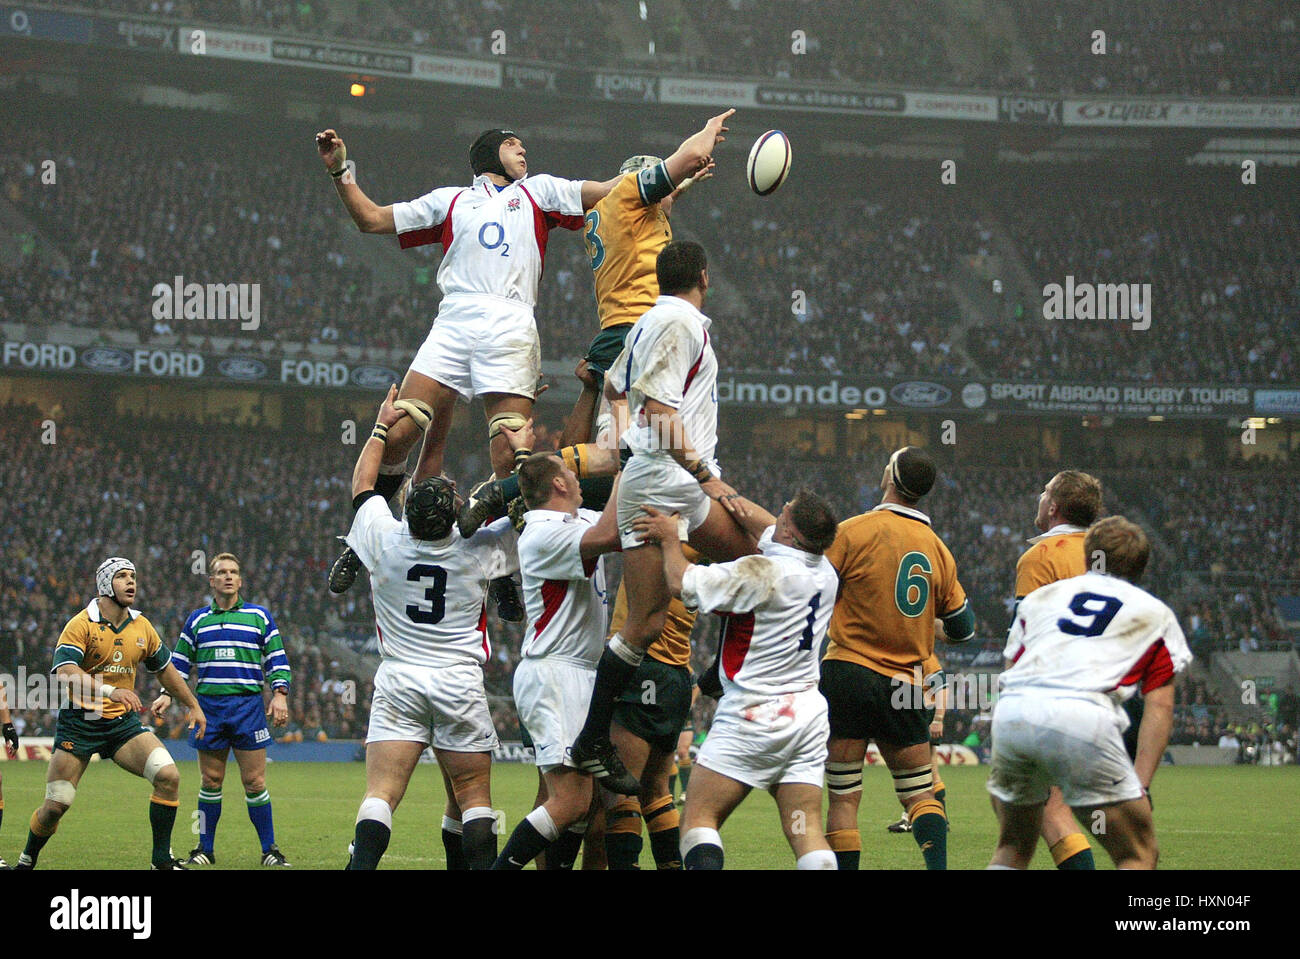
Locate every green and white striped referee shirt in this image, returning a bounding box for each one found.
[173,599,291,696]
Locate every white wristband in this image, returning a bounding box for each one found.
[99,683,115,699]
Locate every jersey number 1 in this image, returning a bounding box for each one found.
[798,594,822,650]
[406,564,448,624]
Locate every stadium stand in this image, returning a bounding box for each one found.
[69,0,1300,94]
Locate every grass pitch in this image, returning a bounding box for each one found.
[1,760,1294,869]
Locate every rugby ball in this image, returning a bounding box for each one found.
[746,130,792,196]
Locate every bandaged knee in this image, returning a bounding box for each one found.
[45,780,76,806]
[143,747,176,784]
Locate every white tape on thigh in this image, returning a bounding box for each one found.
[143,747,176,784]
[488,412,528,440]
[46,780,76,805]
[893,764,933,801]
[825,761,864,795]
[394,398,433,431]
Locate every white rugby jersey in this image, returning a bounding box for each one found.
[392,173,585,307]
[608,294,720,466]
[518,508,609,665]
[346,496,519,667]
[1000,571,1192,714]
[682,528,838,698]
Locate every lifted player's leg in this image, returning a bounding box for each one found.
[329,370,458,593]
[570,540,669,794]
[465,392,537,622]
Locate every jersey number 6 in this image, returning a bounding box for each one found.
[406,564,448,624]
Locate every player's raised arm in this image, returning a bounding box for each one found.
[579,473,624,560]
[352,385,408,499]
[662,109,734,187]
[580,174,624,211]
[316,128,397,234]
[632,506,694,597]
[727,496,777,541]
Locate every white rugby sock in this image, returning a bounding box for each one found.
[356,796,393,828]
[525,806,560,843]
[796,849,837,870]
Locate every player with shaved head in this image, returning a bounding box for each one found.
[820,446,975,871]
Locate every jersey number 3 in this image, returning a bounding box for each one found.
[583,210,605,270]
[406,564,448,624]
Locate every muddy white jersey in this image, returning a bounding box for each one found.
[346,495,518,667]
[392,173,585,307]
[518,508,610,666]
[681,528,838,699]
[1000,571,1192,709]
[609,294,719,467]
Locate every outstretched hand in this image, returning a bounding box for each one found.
[632,505,682,546]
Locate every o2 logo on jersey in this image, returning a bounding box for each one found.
[479,222,511,257]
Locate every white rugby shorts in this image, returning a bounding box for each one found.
[986,693,1144,808]
[513,656,596,772]
[616,452,715,551]
[696,687,829,791]
[366,659,498,752]
[408,293,540,401]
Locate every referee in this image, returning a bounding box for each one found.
[152,552,292,867]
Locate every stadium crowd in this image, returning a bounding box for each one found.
[967,181,1300,385]
[76,0,1299,96]
[5,97,1298,387]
